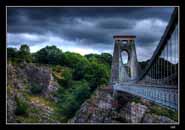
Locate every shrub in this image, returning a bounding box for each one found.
[15,97,28,115]
[57,80,90,119]
[150,104,178,121]
[132,97,141,104]
[58,68,72,88]
[84,61,110,91]
[30,82,43,94]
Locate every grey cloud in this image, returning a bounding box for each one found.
[7,7,174,60]
[95,18,136,29]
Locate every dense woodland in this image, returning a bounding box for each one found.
[7,44,112,121]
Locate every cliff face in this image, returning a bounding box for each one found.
[7,63,177,123]
[69,86,177,123]
[7,63,60,123]
[69,86,114,123]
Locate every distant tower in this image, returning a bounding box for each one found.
[111,35,141,84]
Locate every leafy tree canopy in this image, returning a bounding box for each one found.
[33,45,63,65]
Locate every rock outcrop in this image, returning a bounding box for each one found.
[7,63,59,123]
[142,113,176,123]
[7,63,177,123]
[69,86,113,123]
[69,85,177,123]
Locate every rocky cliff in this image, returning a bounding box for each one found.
[7,63,60,123]
[7,63,177,123]
[69,85,177,123]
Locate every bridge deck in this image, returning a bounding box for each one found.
[113,83,178,110]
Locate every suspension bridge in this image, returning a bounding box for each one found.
[111,8,179,111]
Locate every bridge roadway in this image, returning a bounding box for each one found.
[113,83,178,110]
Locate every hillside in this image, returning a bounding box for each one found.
[7,63,61,123]
[7,44,178,123]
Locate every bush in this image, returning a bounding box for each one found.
[84,61,110,91]
[57,80,90,118]
[15,97,28,115]
[30,82,43,94]
[53,65,63,73]
[150,104,178,121]
[59,95,78,118]
[58,68,72,88]
[16,44,32,63]
[72,60,89,80]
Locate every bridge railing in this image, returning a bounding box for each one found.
[136,8,178,88]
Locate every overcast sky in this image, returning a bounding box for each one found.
[7,7,174,61]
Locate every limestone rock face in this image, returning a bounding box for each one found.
[69,86,114,123]
[69,86,177,123]
[7,93,16,123]
[17,63,58,96]
[24,64,51,91]
[7,63,59,123]
[142,113,176,123]
[7,64,18,123]
[119,102,148,123]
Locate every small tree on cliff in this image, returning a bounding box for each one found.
[17,44,32,63]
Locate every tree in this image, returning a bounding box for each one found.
[62,52,88,68]
[7,48,17,58]
[58,68,72,88]
[7,47,18,62]
[16,44,32,63]
[20,44,30,53]
[72,58,89,80]
[84,61,110,91]
[15,96,28,115]
[34,45,63,65]
[85,53,112,67]
[100,53,112,66]
[57,80,90,119]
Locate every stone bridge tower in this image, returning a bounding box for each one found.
[111,35,141,84]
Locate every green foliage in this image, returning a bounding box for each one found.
[33,45,63,65]
[17,44,32,63]
[84,61,110,91]
[7,47,19,64]
[57,80,90,119]
[15,97,28,115]
[149,104,178,121]
[52,65,63,73]
[100,53,112,66]
[7,48,17,59]
[20,44,30,52]
[72,59,89,80]
[62,52,88,68]
[71,80,90,101]
[8,44,113,122]
[58,94,78,119]
[85,53,112,67]
[7,44,32,63]
[30,82,43,94]
[132,97,141,104]
[58,68,72,88]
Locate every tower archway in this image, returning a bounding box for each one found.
[111,35,141,83]
[121,50,131,78]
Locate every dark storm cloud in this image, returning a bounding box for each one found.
[7,7,174,60]
[95,18,136,29]
[7,7,173,22]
